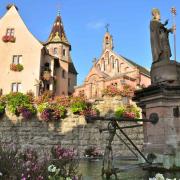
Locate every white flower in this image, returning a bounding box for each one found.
[155,173,165,180]
[48,164,56,173]
[0,172,2,176]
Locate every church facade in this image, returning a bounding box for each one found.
[0,4,77,96]
[74,30,151,99]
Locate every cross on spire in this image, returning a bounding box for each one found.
[56,2,61,16]
[105,24,110,32]
[57,9,60,16]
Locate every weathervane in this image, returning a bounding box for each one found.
[105,24,110,32]
[171,7,177,61]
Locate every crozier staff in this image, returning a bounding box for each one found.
[150,8,175,62]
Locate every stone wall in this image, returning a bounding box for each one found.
[0,96,144,158]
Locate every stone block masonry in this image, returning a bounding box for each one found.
[0,112,143,158]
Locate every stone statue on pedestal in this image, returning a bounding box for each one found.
[150,8,179,85]
[150,8,174,62]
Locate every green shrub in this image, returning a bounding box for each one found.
[38,103,66,121]
[16,64,24,71]
[70,101,87,114]
[53,105,66,118]
[37,102,50,113]
[115,106,126,118]
[115,105,141,119]
[0,102,5,115]
[127,105,141,119]
[5,92,31,114]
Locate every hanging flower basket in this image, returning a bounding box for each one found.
[2,35,16,43]
[43,71,51,81]
[10,64,24,72]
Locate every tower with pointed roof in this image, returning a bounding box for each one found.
[0,4,77,96]
[45,11,77,96]
[103,25,114,51]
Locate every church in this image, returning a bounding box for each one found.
[0,4,77,96]
[74,28,151,99]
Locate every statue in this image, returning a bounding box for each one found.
[150,8,175,62]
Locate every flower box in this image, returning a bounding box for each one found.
[2,35,16,43]
[10,64,24,72]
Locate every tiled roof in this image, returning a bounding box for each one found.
[47,15,71,48]
[122,56,150,77]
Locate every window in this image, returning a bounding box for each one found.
[103,60,106,71]
[6,28,14,36]
[62,70,66,78]
[106,36,109,45]
[116,60,119,72]
[11,83,22,92]
[63,49,66,56]
[112,59,115,69]
[54,48,58,56]
[12,55,22,64]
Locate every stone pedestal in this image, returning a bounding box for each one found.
[134,84,180,169]
[151,60,180,85]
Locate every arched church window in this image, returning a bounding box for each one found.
[112,59,115,69]
[105,51,109,64]
[116,59,119,72]
[103,60,106,71]
[110,56,114,69]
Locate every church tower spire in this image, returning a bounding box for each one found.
[47,11,71,49]
[103,24,114,51]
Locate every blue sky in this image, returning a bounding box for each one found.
[0,0,180,85]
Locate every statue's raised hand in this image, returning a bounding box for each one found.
[164,19,169,26]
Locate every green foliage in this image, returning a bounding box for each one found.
[128,105,141,119]
[53,105,66,118]
[16,64,24,71]
[115,106,126,118]
[35,91,53,104]
[115,105,141,119]
[37,102,50,113]
[0,101,5,115]
[70,101,87,114]
[5,92,30,114]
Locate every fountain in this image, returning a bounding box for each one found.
[134,8,180,171]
